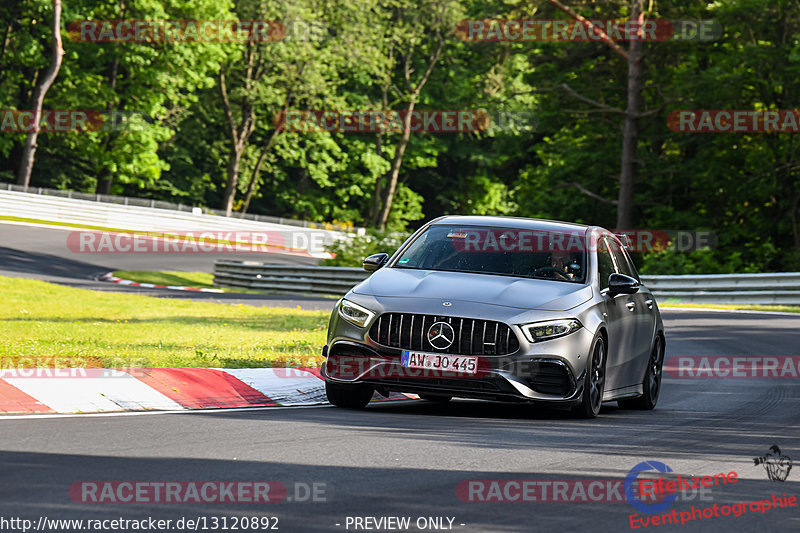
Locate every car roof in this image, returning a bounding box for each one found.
[430,215,596,234]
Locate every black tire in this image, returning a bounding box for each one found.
[419,394,453,403]
[325,381,374,409]
[572,335,607,419]
[618,335,664,410]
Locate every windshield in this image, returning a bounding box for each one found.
[394,225,587,283]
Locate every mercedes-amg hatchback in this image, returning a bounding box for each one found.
[321,216,665,418]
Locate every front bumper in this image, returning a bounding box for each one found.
[321,339,588,405]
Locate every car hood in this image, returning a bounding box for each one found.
[352,268,592,311]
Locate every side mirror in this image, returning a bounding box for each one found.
[607,273,639,296]
[363,253,389,272]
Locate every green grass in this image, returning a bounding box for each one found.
[114,270,218,289]
[113,269,266,294]
[660,302,800,313]
[0,275,329,368]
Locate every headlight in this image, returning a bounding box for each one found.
[338,299,376,328]
[519,319,582,343]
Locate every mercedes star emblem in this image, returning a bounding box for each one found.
[427,321,455,350]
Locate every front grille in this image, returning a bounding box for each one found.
[369,313,519,356]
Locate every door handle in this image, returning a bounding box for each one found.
[645,299,654,310]
[626,302,636,311]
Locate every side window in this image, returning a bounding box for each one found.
[608,238,634,278]
[622,249,640,281]
[597,237,615,290]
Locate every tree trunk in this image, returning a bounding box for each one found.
[369,48,393,224]
[96,169,113,196]
[96,53,121,195]
[222,146,243,216]
[218,70,254,216]
[791,191,800,249]
[616,0,644,230]
[369,130,387,223]
[16,0,63,188]
[242,129,279,214]
[372,36,442,230]
[375,103,416,230]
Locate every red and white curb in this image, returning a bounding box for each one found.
[99,272,224,293]
[0,367,414,414]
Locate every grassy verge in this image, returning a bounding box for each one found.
[0,275,329,368]
[113,269,261,294]
[660,302,800,313]
[114,270,218,289]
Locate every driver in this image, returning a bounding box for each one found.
[551,250,573,279]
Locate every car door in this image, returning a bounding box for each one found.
[608,238,656,388]
[596,236,637,393]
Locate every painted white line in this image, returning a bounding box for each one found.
[0,403,336,421]
[661,306,800,317]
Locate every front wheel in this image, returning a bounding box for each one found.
[618,335,664,410]
[325,381,374,409]
[572,335,606,419]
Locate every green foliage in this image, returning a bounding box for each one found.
[1,0,799,273]
[323,230,411,267]
[640,242,779,275]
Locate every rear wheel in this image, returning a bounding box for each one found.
[572,335,606,419]
[325,381,374,408]
[419,394,452,403]
[618,335,664,410]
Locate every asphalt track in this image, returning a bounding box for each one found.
[1,222,799,532]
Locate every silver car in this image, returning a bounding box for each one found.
[321,215,665,418]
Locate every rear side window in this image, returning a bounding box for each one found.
[597,237,615,290]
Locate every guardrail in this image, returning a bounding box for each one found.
[1,182,361,232]
[0,188,348,257]
[641,273,800,305]
[213,262,800,305]
[214,262,368,294]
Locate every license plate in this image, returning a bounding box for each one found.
[401,351,478,374]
